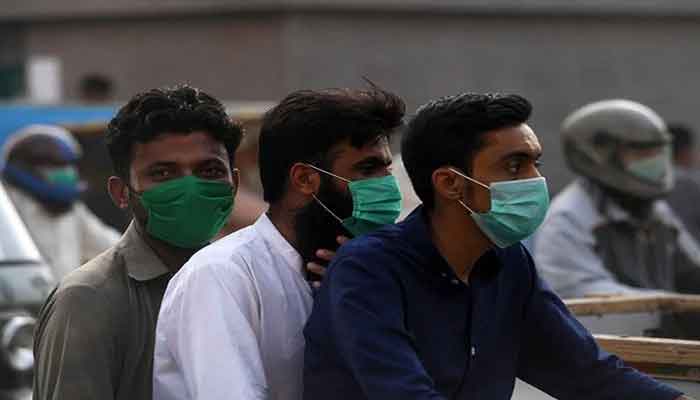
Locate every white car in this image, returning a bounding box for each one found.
[0,181,54,400]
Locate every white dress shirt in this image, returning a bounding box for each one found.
[153,213,313,400]
[6,185,120,280]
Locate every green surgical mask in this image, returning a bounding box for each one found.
[451,168,549,248]
[626,148,671,184]
[42,166,80,187]
[135,175,234,249]
[306,164,402,237]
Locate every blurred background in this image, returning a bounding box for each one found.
[1,0,700,227]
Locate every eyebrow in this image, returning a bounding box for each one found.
[145,157,228,170]
[352,155,393,169]
[498,149,542,162]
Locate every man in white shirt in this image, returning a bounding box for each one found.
[153,86,406,400]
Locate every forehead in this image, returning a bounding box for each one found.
[478,123,541,157]
[329,136,390,160]
[130,131,228,167]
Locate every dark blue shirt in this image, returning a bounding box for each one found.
[303,207,683,400]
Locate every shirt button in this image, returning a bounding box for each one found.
[440,272,447,278]
[471,346,476,357]
[450,279,460,285]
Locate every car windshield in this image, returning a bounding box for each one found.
[0,182,43,265]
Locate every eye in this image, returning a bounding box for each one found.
[150,169,171,180]
[507,160,521,174]
[200,166,227,179]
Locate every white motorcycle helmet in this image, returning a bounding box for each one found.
[562,99,673,200]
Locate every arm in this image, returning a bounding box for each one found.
[76,203,121,262]
[154,261,267,400]
[33,286,117,400]
[326,255,446,400]
[534,211,651,298]
[517,260,684,400]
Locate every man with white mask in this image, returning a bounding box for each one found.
[534,100,700,299]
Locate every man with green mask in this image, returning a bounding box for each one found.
[1,124,120,280]
[153,85,405,400]
[304,93,691,400]
[33,85,243,400]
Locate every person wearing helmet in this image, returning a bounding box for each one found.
[534,100,700,299]
[0,124,120,281]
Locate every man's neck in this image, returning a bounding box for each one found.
[266,205,299,249]
[135,222,196,273]
[428,205,492,283]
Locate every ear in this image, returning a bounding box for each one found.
[107,176,130,209]
[432,167,465,204]
[231,168,241,197]
[289,162,321,196]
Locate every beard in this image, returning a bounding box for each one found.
[294,177,353,279]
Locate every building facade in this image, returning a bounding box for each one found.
[2,0,700,191]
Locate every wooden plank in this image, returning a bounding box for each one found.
[623,361,700,382]
[565,294,700,316]
[594,335,700,367]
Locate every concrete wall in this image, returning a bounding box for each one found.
[16,10,700,192]
[25,15,285,102]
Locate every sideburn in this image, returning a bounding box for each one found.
[127,191,149,231]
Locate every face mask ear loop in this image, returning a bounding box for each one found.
[448,167,490,190]
[448,167,488,215]
[312,193,344,224]
[304,163,351,183]
[125,182,143,199]
[457,199,477,215]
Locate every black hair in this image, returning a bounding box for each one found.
[667,123,694,157]
[401,92,532,210]
[80,74,114,102]
[258,84,405,203]
[105,85,243,180]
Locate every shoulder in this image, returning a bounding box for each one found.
[327,224,410,282]
[337,223,406,262]
[58,246,123,294]
[162,225,262,310]
[39,267,115,334]
[46,246,124,316]
[178,224,259,279]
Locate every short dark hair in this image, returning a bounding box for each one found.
[106,85,243,180]
[668,123,694,157]
[80,74,114,102]
[258,85,405,203]
[402,93,532,210]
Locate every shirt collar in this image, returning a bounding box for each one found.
[253,213,304,277]
[402,206,502,284]
[118,222,171,282]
